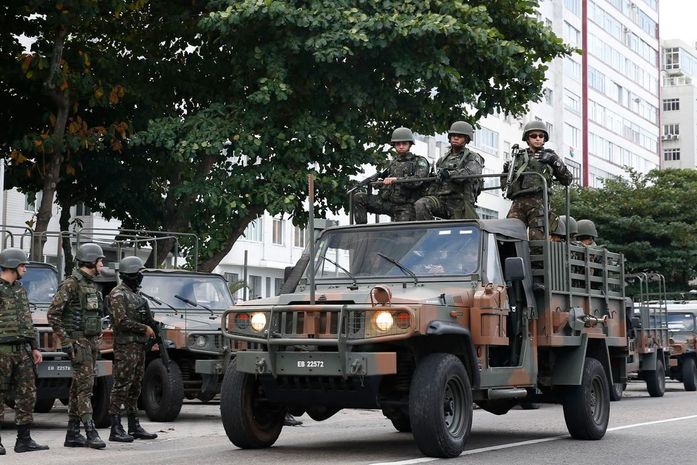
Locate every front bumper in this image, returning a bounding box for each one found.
[235,350,396,377]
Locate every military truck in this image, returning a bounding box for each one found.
[665,300,697,391]
[135,268,234,421]
[22,262,113,427]
[219,218,627,458]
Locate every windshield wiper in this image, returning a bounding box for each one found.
[319,255,358,290]
[174,294,214,315]
[141,291,178,315]
[377,253,419,285]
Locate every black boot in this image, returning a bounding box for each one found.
[83,419,106,449]
[127,414,157,440]
[109,415,133,442]
[0,430,5,455]
[283,413,303,427]
[14,424,49,453]
[64,418,86,447]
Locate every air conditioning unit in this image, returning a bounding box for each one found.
[661,135,670,141]
[672,134,680,140]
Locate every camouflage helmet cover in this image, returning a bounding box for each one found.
[0,248,29,269]
[577,219,598,238]
[76,243,105,264]
[559,215,578,236]
[448,121,474,139]
[390,127,415,144]
[118,256,145,274]
[522,120,549,142]
[551,217,566,236]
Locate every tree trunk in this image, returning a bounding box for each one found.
[32,25,69,261]
[59,205,74,277]
[199,208,263,273]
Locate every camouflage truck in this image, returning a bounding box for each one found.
[22,262,113,427]
[132,268,234,421]
[665,300,697,391]
[219,219,627,458]
[609,273,671,400]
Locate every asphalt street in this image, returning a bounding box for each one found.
[1,381,696,465]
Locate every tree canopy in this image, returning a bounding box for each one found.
[552,169,697,290]
[3,0,572,271]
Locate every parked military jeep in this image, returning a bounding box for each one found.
[23,262,113,427]
[665,300,697,391]
[220,219,627,457]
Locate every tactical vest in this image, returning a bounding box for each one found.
[378,152,430,204]
[0,280,35,344]
[62,270,103,338]
[111,283,150,344]
[432,148,483,201]
[506,149,554,199]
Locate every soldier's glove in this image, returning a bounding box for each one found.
[437,169,450,182]
[538,149,558,164]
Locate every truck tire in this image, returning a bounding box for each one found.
[409,353,473,458]
[142,359,184,421]
[34,397,55,413]
[562,357,609,440]
[92,375,113,428]
[609,382,624,401]
[220,360,284,449]
[387,411,411,432]
[645,357,666,397]
[682,357,697,391]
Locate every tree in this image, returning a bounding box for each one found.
[551,169,697,290]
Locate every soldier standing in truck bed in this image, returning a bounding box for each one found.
[353,127,430,224]
[0,248,49,455]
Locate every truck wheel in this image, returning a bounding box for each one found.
[409,353,472,458]
[387,411,412,432]
[645,357,666,397]
[92,375,113,428]
[34,397,55,413]
[143,359,184,421]
[682,358,697,391]
[609,382,624,401]
[562,357,609,440]
[220,360,284,449]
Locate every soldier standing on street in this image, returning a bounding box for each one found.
[0,249,49,455]
[415,121,484,220]
[107,256,157,442]
[48,243,107,449]
[502,121,573,239]
[353,127,430,224]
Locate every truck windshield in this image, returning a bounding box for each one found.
[667,313,696,332]
[23,266,59,303]
[141,275,233,311]
[315,225,481,279]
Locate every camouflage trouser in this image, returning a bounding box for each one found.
[0,345,36,425]
[109,341,146,415]
[353,191,415,224]
[507,195,557,240]
[414,195,478,221]
[68,337,100,422]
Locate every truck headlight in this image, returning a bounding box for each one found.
[250,312,267,332]
[374,311,394,332]
[194,335,208,348]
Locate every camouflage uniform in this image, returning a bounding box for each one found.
[502,148,573,239]
[415,146,484,220]
[107,283,150,416]
[0,279,37,426]
[354,152,430,224]
[47,268,103,422]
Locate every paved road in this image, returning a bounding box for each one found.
[2,381,696,465]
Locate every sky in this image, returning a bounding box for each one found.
[660,0,697,45]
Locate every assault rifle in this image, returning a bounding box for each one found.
[137,298,172,372]
[357,168,389,188]
[502,144,525,198]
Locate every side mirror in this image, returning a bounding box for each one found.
[504,257,526,282]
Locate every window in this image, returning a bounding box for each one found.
[664,148,680,161]
[248,275,262,299]
[544,87,553,105]
[588,66,605,93]
[564,0,580,16]
[224,272,239,283]
[564,89,580,113]
[75,202,91,216]
[563,21,580,47]
[564,123,580,149]
[564,58,581,81]
[24,192,42,212]
[472,127,499,155]
[293,225,306,248]
[243,218,263,242]
[476,207,498,220]
[663,98,680,111]
[664,47,680,70]
[272,217,285,245]
[545,122,554,139]
[565,158,582,185]
[663,124,680,137]
[274,278,284,296]
[265,277,271,297]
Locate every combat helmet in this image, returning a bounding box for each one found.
[577,219,598,239]
[390,127,415,144]
[522,120,549,142]
[76,243,105,264]
[559,215,578,238]
[0,248,29,269]
[448,121,474,140]
[118,256,145,275]
[550,218,566,237]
